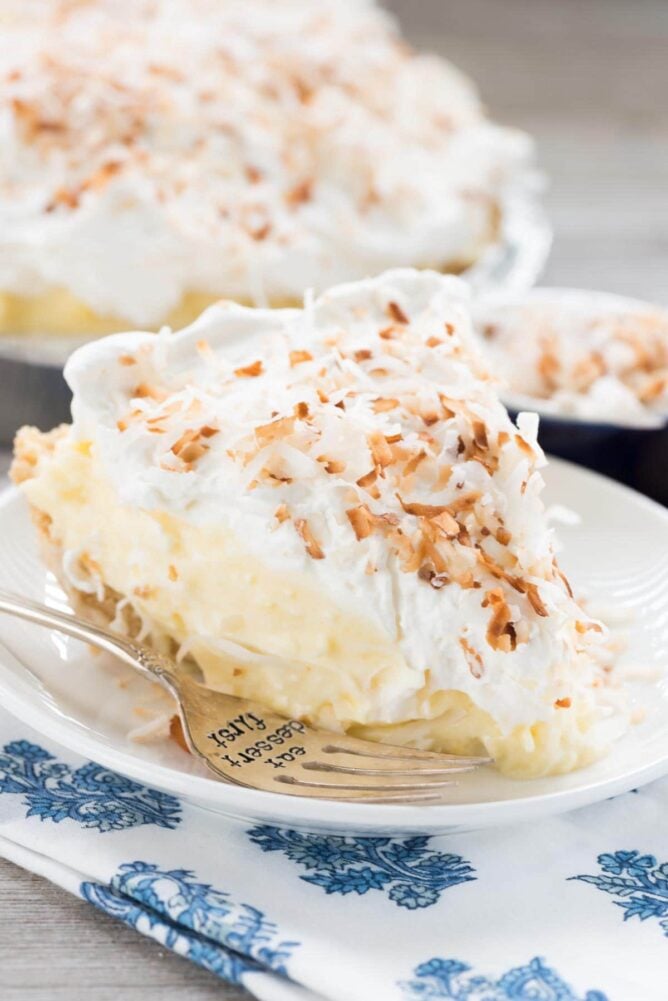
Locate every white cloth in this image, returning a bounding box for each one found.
[0,705,665,1001]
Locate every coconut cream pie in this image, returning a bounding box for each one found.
[11,271,628,777]
[474,290,668,427]
[0,0,531,335]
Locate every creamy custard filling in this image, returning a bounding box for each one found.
[0,289,302,337]
[12,270,629,777]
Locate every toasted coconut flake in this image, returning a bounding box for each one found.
[347,505,374,540]
[432,465,452,491]
[295,518,324,559]
[526,582,549,617]
[387,301,409,324]
[372,397,400,413]
[515,433,534,457]
[498,430,510,446]
[426,336,443,348]
[294,401,310,419]
[402,450,427,477]
[255,415,295,444]
[116,419,127,432]
[249,222,272,241]
[459,636,484,678]
[119,354,137,366]
[368,431,394,468]
[387,527,416,569]
[471,419,488,449]
[244,164,262,183]
[133,382,168,401]
[168,564,179,581]
[482,587,516,652]
[639,374,668,403]
[274,503,290,524]
[378,325,395,340]
[318,456,346,474]
[176,440,208,464]
[438,395,457,420]
[555,563,574,598]
[196,338,216,362]
[235,359,264,378]
[81,160,123,192]
[575,619,603,634]
[554,697,572,709]
[397,494,449,519]
[356,468,380,499]
[260,465,293,486]
[353,349,373,363]
[285,178,313,207]
[417,565,449,589]
[290,349,313,366]
[430,509,460,537]
[495,527,512,546]
[170,426,216,465]
[478,550,524,593]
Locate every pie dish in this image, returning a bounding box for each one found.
[0,0,534,336]
[474,288,668,428]
[11,270,630,778]
[472,288,668,504]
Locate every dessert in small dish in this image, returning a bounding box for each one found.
[11,270,629,778]
[0,0,535,337]
[473,288,668,504]
[474,288,668,428]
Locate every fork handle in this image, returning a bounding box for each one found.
[0,588,177,684]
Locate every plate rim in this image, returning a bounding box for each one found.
[0,456,667,832]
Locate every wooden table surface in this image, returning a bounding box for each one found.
[1,1,667,998]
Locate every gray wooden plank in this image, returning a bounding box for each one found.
[0,859,249,1000]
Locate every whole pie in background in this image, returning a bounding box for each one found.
[0,0,532,336]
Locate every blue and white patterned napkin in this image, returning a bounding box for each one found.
[0,704,665,1001]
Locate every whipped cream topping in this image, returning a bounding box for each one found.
[64,269,620,734]
[474,289,668,428]
[0,0,531,325]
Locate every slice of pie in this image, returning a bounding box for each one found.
[0,0,531,334]
[12,270,628,777]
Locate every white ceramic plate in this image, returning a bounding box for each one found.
[0,458,666,835]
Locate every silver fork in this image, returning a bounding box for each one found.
[0,589,491,803]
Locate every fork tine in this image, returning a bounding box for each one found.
[206,764,453,802]
[321,741,491,766]
[302,759,478,777]
[276,773,458,793]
